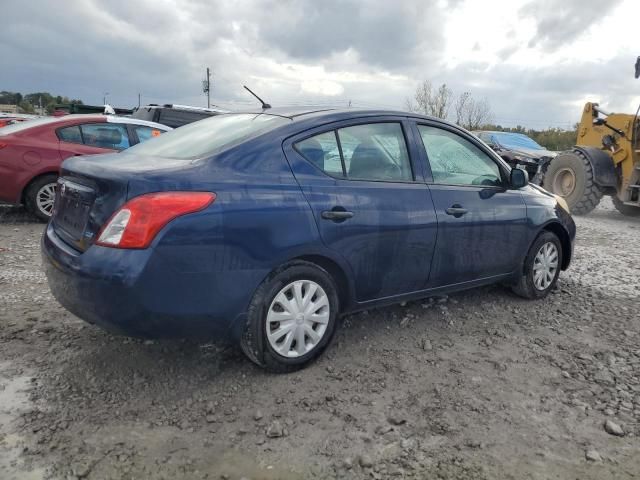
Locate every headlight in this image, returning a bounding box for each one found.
[554,194,570,213]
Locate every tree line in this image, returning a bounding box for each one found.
[0,91,83,114]
[405,80,577,151]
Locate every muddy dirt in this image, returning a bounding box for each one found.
[1,199,639,479]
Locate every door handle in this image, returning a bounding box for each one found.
[321,209,354,221]
[445,205,468,218]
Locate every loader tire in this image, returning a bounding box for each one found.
[612,195,640,217]
[544,149,603,215]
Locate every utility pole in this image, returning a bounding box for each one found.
[103,92,109,105]
[138,93,141,108]
[202,67,211,108]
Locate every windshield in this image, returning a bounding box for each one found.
[491,132,544,150]
[123,113,290,159]
[0,116,57,135]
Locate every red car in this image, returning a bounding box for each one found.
[0,115,171,220]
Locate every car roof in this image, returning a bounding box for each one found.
[104,116,172,130]
[0,114,172,135]
[136,104,229,115]
[231,107,463,129]
[52,114,171,128]
[58,114,171,130]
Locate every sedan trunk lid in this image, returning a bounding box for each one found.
[51,152,203,252]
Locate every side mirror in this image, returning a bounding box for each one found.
[510,168,528,189]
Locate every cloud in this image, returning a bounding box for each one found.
[253,0,446,70]
[0,0,637,128]
[519,0,624,52]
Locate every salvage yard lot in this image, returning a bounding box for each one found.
[1,201,639,480]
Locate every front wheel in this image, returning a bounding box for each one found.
[240,261,339,372]
[512,231,563,299]
[25,174,58,222]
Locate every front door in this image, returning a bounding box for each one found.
[415,123,528,286]
[284,119,438,302]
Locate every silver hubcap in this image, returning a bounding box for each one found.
[533,242,559,291]
[36,183,57,216]
[266,280,330,358]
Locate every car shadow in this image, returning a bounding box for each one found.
[0,205,40,224]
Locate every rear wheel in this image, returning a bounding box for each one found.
[544,150,602,215]
[240,261,339,373]
[612,195,640,216]
[512,231,563,299]
[24,175,58,222]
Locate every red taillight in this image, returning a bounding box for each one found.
[0,142,8,149]
[96,191,216,249]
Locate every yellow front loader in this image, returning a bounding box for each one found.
[543,59,640,216]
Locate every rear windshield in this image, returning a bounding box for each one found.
[123,113,290,159]
[0,117,58,135]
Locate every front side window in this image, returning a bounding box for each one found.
[80,123,130,150]
[418,125,503,187]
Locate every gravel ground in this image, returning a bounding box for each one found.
[1,199,639,480]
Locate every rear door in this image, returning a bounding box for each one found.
[284,118,437,302]
[414,122,528,286]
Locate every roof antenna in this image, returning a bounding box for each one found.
[243,85,271,109]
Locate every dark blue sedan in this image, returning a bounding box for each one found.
[42,108,575,371]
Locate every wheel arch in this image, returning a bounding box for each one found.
[540,221,572,270]
[21,171,59,204]
[573,146,617,189]
[294,254,353,311]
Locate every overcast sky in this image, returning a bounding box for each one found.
[1,0,638,128]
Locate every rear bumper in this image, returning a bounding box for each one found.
[41,224,260,340]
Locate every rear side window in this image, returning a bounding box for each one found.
[80,124,130,150]
[295,131,344,177]
[133,125,164,143]
[294,122,413,182]
[57,126,82,144]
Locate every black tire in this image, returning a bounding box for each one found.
[512,231,563,300]
[544,150,603,215]
[24,174,58,222]
[612,195,640,217]
[240,260,340,373]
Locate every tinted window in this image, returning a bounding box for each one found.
[80,124,130,150]
[57,125,82,144]
[295,131,344,177]
[418,125,502,187]
[125,114,289,160]
[337,123,412,181]
[133,125,164,143]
